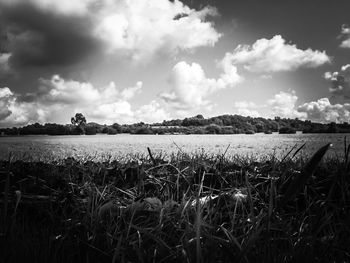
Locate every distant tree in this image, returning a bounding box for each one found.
[279,126,296,134]
[134,127,154,134]
[45,123,69,135]
[71,113,86,126]
[112,123,122,133]
[327,122,338,133]
[192,127,205,134]
[162,119,182,126]
[107,127,118,135]
[221,126,234,134]
[85,126,97,135]
[101,126,109,133]
[182,116,208,126]
[205,124,222,134]
[71,113,87,134]
[210,117,223,126]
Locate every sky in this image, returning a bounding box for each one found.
[0,0,350,127]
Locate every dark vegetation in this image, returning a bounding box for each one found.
[2,113,350,136]
[1,143,350,262]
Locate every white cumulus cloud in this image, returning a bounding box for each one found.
[92,0,221,60]
[268,91,306,118]
[0,87,43,125]
[222,35,330,73]
[298,98,350,123]
[31,75,141,106]
[0,87,14,120]
[135,101,170,123]
[160,60,242,110]
[341,64,350,71]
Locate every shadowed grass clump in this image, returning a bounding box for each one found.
[0,143,350,262]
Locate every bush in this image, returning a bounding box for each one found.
[107,127,118,135]
[192,127,205,134]
[205,124,222,134]
[85,126,96,135]
[221,127,234,134]
[279,126,296,134]
[134,127,154,134]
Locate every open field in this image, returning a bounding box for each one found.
[1,133,350,161]
[1,144,350,262]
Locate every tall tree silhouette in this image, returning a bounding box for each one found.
[71,113,86,134]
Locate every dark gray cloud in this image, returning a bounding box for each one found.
[0,2,101,68]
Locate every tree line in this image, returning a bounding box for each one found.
[1,113,350,136]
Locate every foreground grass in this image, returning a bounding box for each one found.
[0,145,350,263]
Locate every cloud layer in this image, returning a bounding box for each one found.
[0,76,169,127]
[0,0,221,68]
[159,34,331,118]
[0,1,347,127]
[222,35,330,73]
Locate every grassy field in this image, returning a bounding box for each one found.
[0,144,349,263]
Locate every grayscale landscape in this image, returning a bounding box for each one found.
[0,0,350,262]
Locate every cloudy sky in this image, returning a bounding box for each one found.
[1,0,350,127]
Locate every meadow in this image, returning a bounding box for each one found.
[1,133,350,161]
[0,142,350,262]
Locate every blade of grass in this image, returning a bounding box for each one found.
[194,170,205,263]
[344,136,347,163]
[147,147,156,166]
[292,142,306,159]
[281,143,331,206]
[280,144,297,163]
[2,171,10,232]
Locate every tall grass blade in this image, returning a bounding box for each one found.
[281,143,331,205]
[147,147,156,166]
[13,190,21,216]
[344,136,350,171]
[347,144,350,171]
[2,171,11,233]
[195,171,205,263]
[292,142,306,159]
[280,144,297,163]
[221,144,231,159]
[344,136,347,163]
